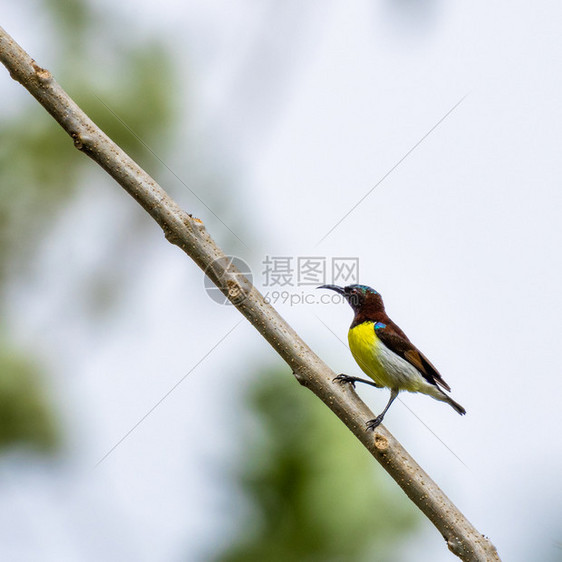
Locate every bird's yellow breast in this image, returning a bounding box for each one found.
[348,321,395,388]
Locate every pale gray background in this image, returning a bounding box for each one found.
[2,1,562,560]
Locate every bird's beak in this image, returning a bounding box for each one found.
[317,284,345,296]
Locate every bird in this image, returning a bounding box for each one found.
[318,284,465,430]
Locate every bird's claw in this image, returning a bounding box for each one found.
[333,374,356,387]
[366,416,383,431]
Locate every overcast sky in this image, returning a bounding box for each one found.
[2,1,562,561]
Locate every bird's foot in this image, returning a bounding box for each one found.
[366,416,383,431]
[333,374,356,387]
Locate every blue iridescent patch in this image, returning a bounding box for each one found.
[374,322,386,330]
[349,284,378,295]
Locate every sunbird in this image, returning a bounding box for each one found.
[319,284,466,430]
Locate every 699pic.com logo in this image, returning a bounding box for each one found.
[203,256,253,305]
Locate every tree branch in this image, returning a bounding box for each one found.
[0,26,499,561]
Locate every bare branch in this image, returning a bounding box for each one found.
[0,26,500,561]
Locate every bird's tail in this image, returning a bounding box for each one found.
[444,394,466,416]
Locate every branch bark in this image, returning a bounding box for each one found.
[0,26,500,561]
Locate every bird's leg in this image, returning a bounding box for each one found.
[366,388,399,431]
[333,374,383,389]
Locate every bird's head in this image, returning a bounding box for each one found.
[318,284,383,313]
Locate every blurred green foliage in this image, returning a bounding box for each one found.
[0,0,176,283]
[217,369,419,562]
[0,0,176,452]
[0,346,59,452]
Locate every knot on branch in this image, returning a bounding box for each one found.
[71,132,93,151]
[447,536,470,559]
[374,433,389,452]
[292,370,310,387]
[31,60,52,84]
[162,212,209,249]
[163,226,182,247]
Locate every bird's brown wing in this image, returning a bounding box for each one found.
[375,322,451,392]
